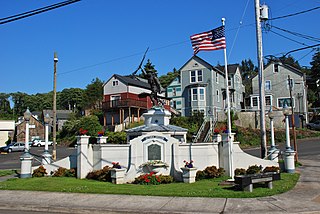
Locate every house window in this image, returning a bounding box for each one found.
[216,72,219,83]
[228,77,232,86]
[216,90,220,102]
[265,80,271,91]
[278,97,294,108]
[192,88,198,101]
[199,88,205,100]
[251,96,272,107]
[176,87,181,92]
[110,95,121,107]
[252,97,258,107]
[112,80,118,86]
[197,70,203,82]
[190,71,196,83]
[190,70,203,83]
[273,64,279,73]
[287,78,294,89]
[172,88,176,96]
[265,95,272,106]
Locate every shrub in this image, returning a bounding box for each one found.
[52,167,76,177]
[234,168,246,176]
[158,175,174,184]
[86,166,111,182]
[133,172,160,185]
[32,166,47,177]
[196,170,206,181]
[246,165,262,175]
[196,166,224,180]
[203,166,225,178]
[263,166,280,173]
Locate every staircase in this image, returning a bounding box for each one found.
[193,117,217,143]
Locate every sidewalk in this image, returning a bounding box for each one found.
[0,156,319,214]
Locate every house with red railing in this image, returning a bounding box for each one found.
[102,74,169,131]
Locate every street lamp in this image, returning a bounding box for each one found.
[23,108,31,152]
[282,104,296,173]
[20,108,34,178]
[42,113,52,165]
[267,107,279,162]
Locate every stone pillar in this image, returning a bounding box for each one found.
[77,135,90,179]
[110,168,126,184]
[219,133,235,178]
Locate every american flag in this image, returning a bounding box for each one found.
[190,26,226,55]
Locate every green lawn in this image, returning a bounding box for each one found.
[0,173,299,198]
[0,170,16,177]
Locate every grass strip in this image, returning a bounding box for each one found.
[0,170,16,177]
[0,173,299,198]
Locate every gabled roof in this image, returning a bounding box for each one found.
[43,110,73,120]
[178,55,224,76]
[105,74,152,90]
[216,64,240,75]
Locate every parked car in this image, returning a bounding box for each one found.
[0,142,25,153]
[306,121,320,130]
[31,139,53,147]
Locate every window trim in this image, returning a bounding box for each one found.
[277,97,295,108]
[190,69,203,83]
[199,87,205,101]
[265,80,272,91]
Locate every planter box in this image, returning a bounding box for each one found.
[110,168,126,184]
[181,167,197,183]
[96,136,108,144]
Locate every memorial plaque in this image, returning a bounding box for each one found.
[148,144,161,160]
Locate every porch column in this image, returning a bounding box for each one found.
[138,108,140,122]
[103,112,106,127]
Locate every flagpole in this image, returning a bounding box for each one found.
[221,18,233,179]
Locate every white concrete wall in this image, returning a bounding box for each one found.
[178,143,219,170]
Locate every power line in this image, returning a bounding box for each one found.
[0,0,80,25]
[284,43,320,56]
[271,25,320,43]
[269,6,320,21]
[269,29,309,46]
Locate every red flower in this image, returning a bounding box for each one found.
[79,128,88,135]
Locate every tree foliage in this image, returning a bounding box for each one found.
[159,68,180,88]
[309,51,320,107]
[83,78,104,110]
[58,88,84,111]
[240,59,257,97]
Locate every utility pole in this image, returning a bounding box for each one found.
[254,0,267,158]
[288,75,298,162]
[52,52,58,161]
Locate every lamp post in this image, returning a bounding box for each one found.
[267,107,279,162]
[20,108,34,178]
[42,113,52,165]
[283,104,296,173]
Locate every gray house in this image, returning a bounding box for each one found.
[250,62,308,123]
[167,55,245,119]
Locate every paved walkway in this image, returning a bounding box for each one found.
[0,155,319,214]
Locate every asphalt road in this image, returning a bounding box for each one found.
[243,137,320,159]
[0,145,76,170]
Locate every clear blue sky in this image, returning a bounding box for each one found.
[1,0,319,95]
